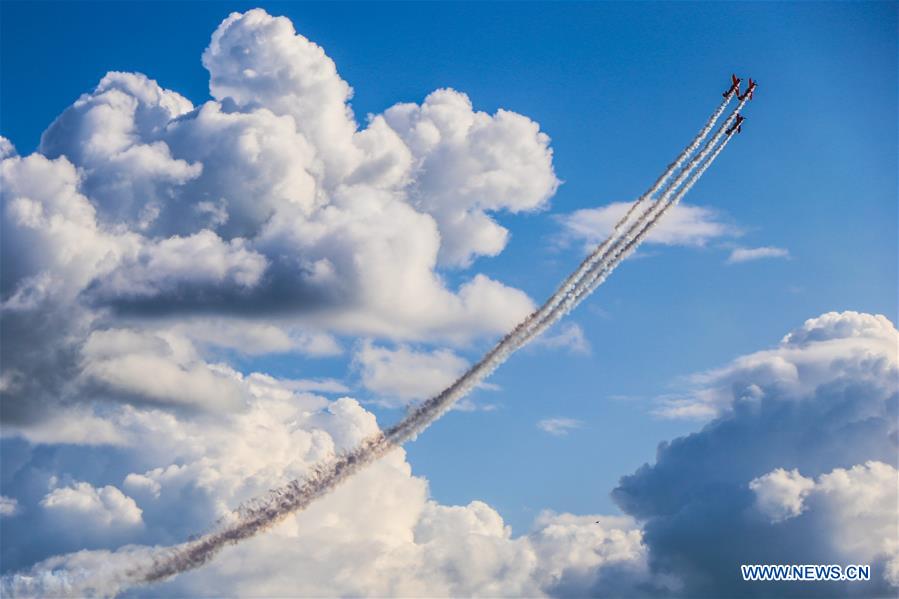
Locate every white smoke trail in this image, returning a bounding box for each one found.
[4,90,747,596]
[560,99,748,313]
[493,102,747,364]
[611,88,736,231]
[553,113,739,323]
[126,102,745,589]
[518,89,737,339]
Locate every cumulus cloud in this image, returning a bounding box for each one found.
[202,8,359,184]
[91,230,268,301]
[39,72,200,228]
[4,410,126,447]
[79,328,249,411]
[383,89,559,266]
[354,341,469,407]
[653,311,897,419]
[806,461,899,585]
[727,246,790,264]
[5,7,893,598]
[3,507,646,598]
[537,418,584,436]
[530,513,650,595]
[749,468,815,522]
[614,311,898,596]
[0,15,561,588]
[750,461,899,584]
[1,150,139,302]
[1,375,644,598]
[559,201,737,251]
[0,137,16,160]
[10,9,551,342]
[41,483,143,532]
[1,546,160,599]
[2,2,553,346]
[1,5,553,438]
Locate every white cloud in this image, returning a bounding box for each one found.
[614,311,898,595]
[0,137,16,159]
[1,375,645,598]
[812,461,899,585]
[4,5,552,353]
[383,89,560,266]
[202,9,359,183]
[1,6,552,437]
[749,467,815,522]
[537,418,583,436]
[41,482,143,532]
[1,546,159,599]
[354,341,469,407]
[531,322,591,354]
[653,311,897,419]
[5,7,894,598]
[39,72,200,228]
[80,328,248,411]
[727,245,790,263]
[173,319,342,357]
[1,151,140,302]
[530,513,648,594]
[93,230,268,300]
[558,201,738,251]
[751,462,899,585]
[3,506,645,598]
[4,410,126,447]
[780,310,894,346]
[0,496,18,517]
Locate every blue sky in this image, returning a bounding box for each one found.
[2,0,895,527]
[1,2,897,595]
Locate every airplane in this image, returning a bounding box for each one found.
[723,74,741,98]
[725,114,745,136]
[738,78,757,101]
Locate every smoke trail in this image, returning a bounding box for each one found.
[612,88,736,229]
[0,121,742,598]
[127,102,744,588]
[499,102,747,361]
[0,89,736,596]
[517,89,738,339]
[449,115,744,424]
[555,114,739,322]
[560,99,748,313]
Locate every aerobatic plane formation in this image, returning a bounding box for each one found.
[32,73,759,593]
[722,74,757,135]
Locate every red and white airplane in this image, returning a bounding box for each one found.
[723,74,741,98]
[725,114,745,136]
[738,78,757,101]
